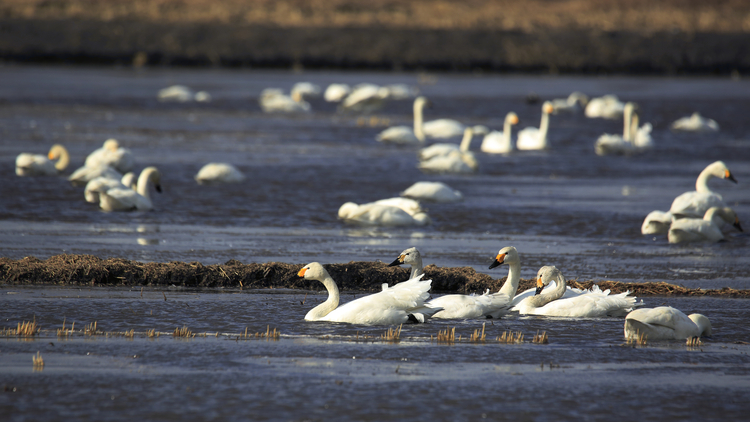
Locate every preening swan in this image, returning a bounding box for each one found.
[339,84,390,113]
[641,210,674,235]
[671,112,719,132]
[550,92,588,114]
[511,266,641,317]
[194,163,245,185]
[337,202,431,226]
[585,95,625,119]
[516,101,554,150]
[400,181,463,203]
[624,306,712,340]
[298,262,442,324]
[324,83,351,102]
[99,166,162,212]
[15,144,70,176]
[84,172,137,203]
[83,139,135,174]
[259,88,311,113]
[669,161,737,219]
[480,112,519,154]
[668,207,743,243]
[387,247,510,319]
[376,96,428,145]
[419,127,475,161]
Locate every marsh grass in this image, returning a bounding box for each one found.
[238,325,280,341]
[469,323,486,343]
[84,321,99,336]
[433,327,456,344]
[497,330,524,344]
[5,318,40,337]
[686,337,703,348]
[32,351,44,370]
[380,325,402,343]
[173,326,193,338]
[625,331,648,346]
[532,330,549,344]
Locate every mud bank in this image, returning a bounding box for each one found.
[1,254,748,297]
[1,18,749,74]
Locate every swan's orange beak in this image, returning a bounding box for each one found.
[543,103,554,114]
[725,170,738,183]
[47,151,55,160]
[535,277,544,295]
[489,253,506,269]
[510,115,519,125]
[297,268,307,277]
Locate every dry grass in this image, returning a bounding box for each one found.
[2,318,40,337]
[497,330,524,344]
[469,323,486,343]
[173,326,193,338]
[433,327,457,344]
[32,351,44,370]
[84,321,98,336]
[380,325,402,343]
[686,337,703,348]
[147,329,159,338]
[532,331,549,344]
[56,319,74,337]
[626,331,648,346]
[239,325,280,341]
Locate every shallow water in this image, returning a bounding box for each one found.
[1,65,750,420]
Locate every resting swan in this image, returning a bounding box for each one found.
[194,163,245,185]
[595,102,637,156]
[84,172,137,203]
[671,112,719,132]
[372,197,424,216]
[624,306,712,341]
[418,128,478,174]
[376,97,428,145]
[400,181,463,203]
[512,266,641,317]
[550,92,588,114]
[480,112,519,154]
[298,262,442,324]
[516,101,554,150]
[641,210,674,235]
[668,206,743,243]
[339,84,390,113]
[388,247,510,319]
[338,202,431,226]
[419,127,475,161]
[99,166,162,212]
[15,144,70,176]
[83,139,135,174]
[259,88,311,113]
[585,95,625,119]
[669,161,737,219]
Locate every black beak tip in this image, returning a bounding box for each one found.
[155,184,163,193]
[535,287,544,295]
[388,258,402,267]
[488,260,502,270]
[728,174,738,183]
[735,222,744,232]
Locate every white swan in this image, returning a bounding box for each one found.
[418,128,478,174]
[83,139,135,174]
[372,197,423,216]
[324,83,351,102]
[669,161,737,218]
[419,127,474,161]
[337,202,431,226]
[422,118,466,139]
[99,166,161,212]
[291,82,321,100]
[668,207,743,243]
[298,262,442,324]
[84,172,137,203]
[630,111,654,150]
[387,247,510,319]
[624,306,712,340]
[157,85,211,102]
[376,97,428,145]
[595,102,637,156]
[550,92,589,114]
[68,164,123,186]
[339,84,390,113]
[15,144,70,176]
[512,266,640,317]
[516,101,554,150]
[400,181,463,203]
[585,95,625,119]
[194,163,245,185]
[671,112,719,132]
[384,84,419,100]
[259,88,311,113]
[480,112,519,154]
[641,210,674,235]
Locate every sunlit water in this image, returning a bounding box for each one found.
[1,66,750,420]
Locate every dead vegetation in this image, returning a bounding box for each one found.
[1,318,40,337]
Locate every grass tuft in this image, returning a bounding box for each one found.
[626,330,648,346]
[497,330,524,344]
[469,323,486,343]
[32,351,44,370]
[380,325,402,343]
[532,330,549,344]
[686,336,703,348]
[173,326,193,338]
[434,327,456,344]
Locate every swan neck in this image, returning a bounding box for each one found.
[413,100,425,142]
[538,110,550,142]
[503,119,513,146]
[695,167,715,193]
[409,256,424,279]
[498,260,521,298]
[623,106,633,141]
[52,145,70,171]
[459,130,473,152]
[531,274,567,308]
[307,275,340,320]
[136,168,156,199]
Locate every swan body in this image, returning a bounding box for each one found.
[291,82,321,100]
[299,262,442,324]
[372,197,423,216]
[339,84,390,113]
[419,127,474,161]
[512,266,640,317]
[624,306,712,340]
[84,172,137,203]
[551,92,589,114]
[595,102,637,156]
[668,207,743,243]
[194,163,245,185]
[157,85,211,103]
[376,97,428,144]
[671,113,719,132]
[83,139,135,174]
[400,181,463,203]
[99,167,161,212]
[669,161,737,218]
[418,149,477,174]
[480,112,519,154]
[338,202,431,226]
[516,101,554,150]
[630,112,654,150]
[422,119,465,139]
[15,144,70,176]
[585,95,625,119]
[384,84,418,100]
[324,83,351,102]
[68,164,123,186]
[259,89,311,113]
[641,210,674,235]
[388,247,509,319]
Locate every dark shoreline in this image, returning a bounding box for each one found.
[2,18,750,74]
[2,254,749,297]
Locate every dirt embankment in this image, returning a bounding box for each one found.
[2,254,748,297]
[1,0,749,73]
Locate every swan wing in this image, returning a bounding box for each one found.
[670,191,725,218]
[419,143,459,161]
[376,126,419,144]
[195,163,245,184]
[422,119,465,139]
[15,153,56,176]
[429,292,509,319]
[668,218,724,243]
[480,131,512,154]
[418,152,474,174]
[401,181,463,203]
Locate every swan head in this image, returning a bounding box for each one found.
[688,313,712,337]
[506,112,519,125]
[542,101,554,115]
[297,262,329,281]
[708,161,737,183]
[103,139,120,152]
[534,265,564,295]
[414,96,431,109]
[338,202,359,219]
[488,246,519,269]
[389,247,421,267]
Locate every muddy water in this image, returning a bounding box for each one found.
[1,65,750,420]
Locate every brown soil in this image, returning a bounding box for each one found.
[2,254,748,297]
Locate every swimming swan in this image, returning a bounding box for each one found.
[668,206,743,243]
[671,112,719,132]
[480,112,519,154]
[585,95,625,119]
[376,97,429,144]
[194,163,246,185]
[298,262,442,324]
[669,161,737,219]
[512,266,641,317]
[419,127,475,161]
[15,144,70,176]
[337,202,431,226]
[516,101,554,150]
[99,166,162,212]
[418,128,478,173]
[400,181,463,203]
[550,92,589,114]
[624,306,712,341]
[595,102,636,156]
